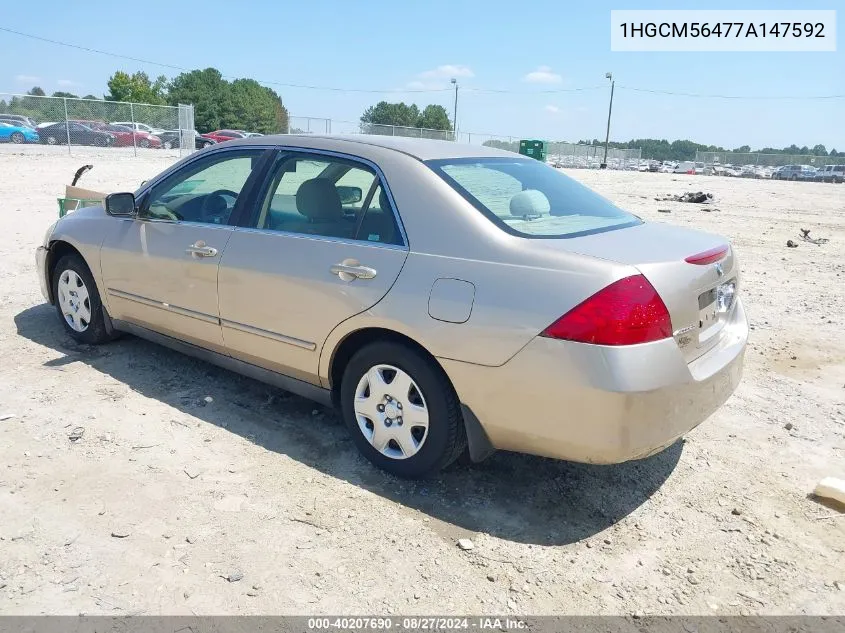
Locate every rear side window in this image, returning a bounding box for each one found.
[426,157,640,238]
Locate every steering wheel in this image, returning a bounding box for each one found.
[199,189,239,223]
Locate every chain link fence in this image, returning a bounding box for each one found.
[0,93,195,158]
[696,150,845,169]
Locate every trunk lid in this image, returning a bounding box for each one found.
[534,222,738,362]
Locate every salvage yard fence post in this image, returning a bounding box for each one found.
[63,97,71,156]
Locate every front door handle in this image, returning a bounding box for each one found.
[186,241,218,257]
[331,262,377,281]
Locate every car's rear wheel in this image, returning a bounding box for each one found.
[340,341,466,478]
[139,139,150,148]
[10,132,24,144]
[46,135,58,145]
[163,140,173,150]
[52,254,112,345]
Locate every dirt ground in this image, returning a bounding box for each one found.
[0,150,843,616]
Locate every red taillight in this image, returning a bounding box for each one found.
[685,245,729,265]
[540,275,672,346]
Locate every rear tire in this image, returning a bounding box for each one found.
[52,254,112,345]
[139,139,150,148]
[46,135,58,145]
[340,341,466,478]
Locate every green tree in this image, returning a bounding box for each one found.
[733,145,751,153]
[105,71,167,104]
[167,68,288,133]
[52,91,79,98]
[811,144,827,156]
[416,104,453,131]
[360,101,421,129]
[167,68,231,131]
[27,86,45,96]
[82,94,99,100]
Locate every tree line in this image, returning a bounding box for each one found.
[577,138,839,161]
[0,69,289,134]
[360,101,453,132]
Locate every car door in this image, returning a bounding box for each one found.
[100,147,272,353]
[217,149,409,384]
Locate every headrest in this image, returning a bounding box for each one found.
[378,188,390,211]
[509,189,550,218]
[296,178,342,221]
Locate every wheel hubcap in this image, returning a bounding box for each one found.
[354,364,429,460]
[57,270,91,333]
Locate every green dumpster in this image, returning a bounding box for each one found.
[518,139,547,162]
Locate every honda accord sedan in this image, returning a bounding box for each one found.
[35,135,747,478]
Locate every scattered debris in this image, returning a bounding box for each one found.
[657,208,671,213]
[784,422,794,431]
[202,396,214,404]
[786,240,798,248]
[799,228,829,245]
[0,413,16,421]
[486,574,496,582]
[110,530,130,539]
[71,164,93,187]
[813,477,845,508]
[221,570,244,583]
[732,508,743,516]
[655,191,714,204]
[457,538,475,551]
[183,467,200,480]
[186,536,196,544]
[68,427,85,442]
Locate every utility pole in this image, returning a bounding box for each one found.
[601,72,615,169]
[451,78,458,141]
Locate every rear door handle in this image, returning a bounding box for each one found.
[186,241,218,257]
[331,263,377,280]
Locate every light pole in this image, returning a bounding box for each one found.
[451,78,458,141]
[601,72,615,169]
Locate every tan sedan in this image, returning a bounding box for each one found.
[36,135,747,478]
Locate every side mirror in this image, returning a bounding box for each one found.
[105,192,136,217]
[337,185,363,205]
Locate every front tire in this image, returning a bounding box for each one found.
[340,341,466,478]
[52,254,111,344]
[10,132,24,144]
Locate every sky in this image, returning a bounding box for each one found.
[0,0,843,150]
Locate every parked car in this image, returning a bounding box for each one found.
[157,130,216,150]
[37,121,116,147]
[673,161,696,174]
[0,121,39,143]
[0,114,38,129]
[772,165,803,180]
[200,129,246,143]
[798,166,817,181]
[86,123,162,148]
[35,135,746,478]
[110,121,166,136]
[816,164,845,183]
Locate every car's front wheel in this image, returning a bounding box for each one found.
[10,132,24,144]
[340,341,466,478]
[52,254,112,345]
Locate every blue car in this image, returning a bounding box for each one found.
[0,121,40,144]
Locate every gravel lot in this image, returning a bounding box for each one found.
[0,151,843,615]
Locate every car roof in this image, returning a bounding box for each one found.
[228,134,519,161]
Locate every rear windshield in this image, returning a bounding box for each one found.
[426,157,640,238]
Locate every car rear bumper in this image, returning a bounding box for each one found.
[442,297,747,464]
[36,245,50,302]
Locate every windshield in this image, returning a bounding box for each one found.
[426,157,640,238]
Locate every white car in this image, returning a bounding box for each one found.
[111,121,165,136]
[673,161,696,174]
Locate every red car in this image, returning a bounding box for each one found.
[200,129,246,143]
[71,121,162,148]
[93,123,162,148]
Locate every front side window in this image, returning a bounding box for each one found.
[254,153,402,245]
[427,157,639,238]
[142,149,265,224]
